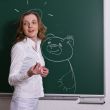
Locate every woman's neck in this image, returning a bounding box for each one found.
[30,37,37,43]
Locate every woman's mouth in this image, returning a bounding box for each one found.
[28,30,34,33]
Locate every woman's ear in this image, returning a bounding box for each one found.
[64,35,74,46]
[46,33,56,38]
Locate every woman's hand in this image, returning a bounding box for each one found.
[27,63,49,77]
[27,63,42,77]
[40,66,49,77]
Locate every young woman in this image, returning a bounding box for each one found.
[8,10,49,110]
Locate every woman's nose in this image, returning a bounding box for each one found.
[28,23,32,27]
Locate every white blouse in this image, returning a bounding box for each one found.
[8,37,45,98]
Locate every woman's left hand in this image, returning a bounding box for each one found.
[40,67,49,77]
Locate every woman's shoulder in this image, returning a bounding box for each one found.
[11,40,25,52]
[13,41,24,47]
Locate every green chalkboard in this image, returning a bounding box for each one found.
[0,0,104,96]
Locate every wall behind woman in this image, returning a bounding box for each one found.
[0,0,110,110]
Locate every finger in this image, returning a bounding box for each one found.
[42,70,48,76]
[42,67,48,71]
[41,73,47,77]
[33,64,37,70]
[43,69,49,74]
[33,63,40,71]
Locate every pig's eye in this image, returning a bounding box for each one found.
[59,43,62,47]
[48,41,51,44]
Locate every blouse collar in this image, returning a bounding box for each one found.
[23,37,41,50]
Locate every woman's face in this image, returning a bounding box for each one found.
[23,14,38,41]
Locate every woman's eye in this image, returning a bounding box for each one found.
[32,21,37,24]
[23,22,28,26]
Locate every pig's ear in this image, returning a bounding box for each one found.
[64,35,74,46]
[46,33,56,38]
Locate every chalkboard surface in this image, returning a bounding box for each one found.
[0,0,104,96]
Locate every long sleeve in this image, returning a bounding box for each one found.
[8,44,29,86]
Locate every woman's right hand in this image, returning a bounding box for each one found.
[27,63,42,77]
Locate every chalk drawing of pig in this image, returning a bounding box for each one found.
[42,33,76,93]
